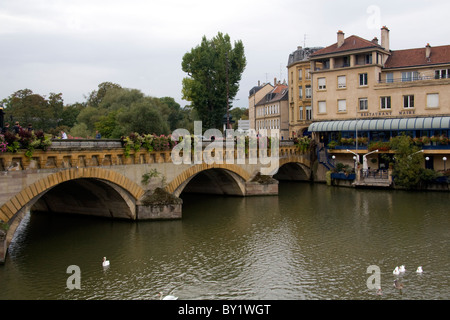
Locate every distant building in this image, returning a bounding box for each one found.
[248,81,274,131]
[287,46,323,138]
[254,79,289,139]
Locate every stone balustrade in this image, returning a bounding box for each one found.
[0,140,302,171]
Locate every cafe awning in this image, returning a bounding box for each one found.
[308,117,450,132]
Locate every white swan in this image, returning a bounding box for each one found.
[102,257,110,267]
[416,266,423,273]
[393,266,400,275]
[158,291,178,300]
[399,265,406,273]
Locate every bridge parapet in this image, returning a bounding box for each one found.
[0,142,304,171]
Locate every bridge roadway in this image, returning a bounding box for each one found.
[0,139,311,263]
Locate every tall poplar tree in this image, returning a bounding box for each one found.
[181,32,246,129]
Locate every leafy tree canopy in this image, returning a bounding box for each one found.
[182,32,246,129]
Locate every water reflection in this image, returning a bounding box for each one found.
[0,182,449,300]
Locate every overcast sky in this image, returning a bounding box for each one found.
[1,0,450,109]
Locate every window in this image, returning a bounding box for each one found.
[299,86,303,99]
[402,71,419,82]
[343,56,350,67]
[359,98,368,111]
[427,93,439,108]
[305,69,311,80]
[318,101,326,113]
[337,76,346,88]
[298,69,303,80]
[338,99,347,112]
[365,54,372,64]
[359,73,368,86]
[318,78,326,90]
[299,106,303,120]
[386,73,394,83]
[403,95,414,108]
[305,85,312,98]
[380,96,391,109]
[306,105,312,120]
[435,69,450,79]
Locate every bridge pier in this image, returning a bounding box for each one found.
[0,229,6,264]
[136,188,183,220]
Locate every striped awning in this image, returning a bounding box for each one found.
[308,117,450,132]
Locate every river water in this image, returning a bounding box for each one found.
[0,182,448,300]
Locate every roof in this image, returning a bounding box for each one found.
[308,117,450,132]
[248,83,273,97]
[311,35,384,58]
[287,47,324,66]
[384,45,450,69]
[255,85,288,106]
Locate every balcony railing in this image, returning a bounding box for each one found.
[378,75,450,84]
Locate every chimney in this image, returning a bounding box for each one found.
[426,43,431,60]
[274,77,277,85]
[258,80,261,86]
[337,30,345,48]
[381,26,390,51]
[372,37,379,45]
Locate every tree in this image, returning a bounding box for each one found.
[390,134,425,189]
[85,82,122,108]
[159,97,184,132]
[2,89,65,132]
[117,99,169,136]
[230,107,249,129]
[181,32,246,129]
[60,103,85,128]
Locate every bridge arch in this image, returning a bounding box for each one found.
[0,167,145,255]
[274,156,312,181]
[167,164,251,197]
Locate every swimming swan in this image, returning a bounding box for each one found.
[393,266,400,275]
[102,257,110,267]
[399,265,406,273]
[158,291,178,300]
[416,266,423,273]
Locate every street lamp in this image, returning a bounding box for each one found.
[444,157,447,171]
[346,149,360,171]
[0,107,5,129]
[407,149,424,159]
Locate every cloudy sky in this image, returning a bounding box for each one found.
[1,0,449,109]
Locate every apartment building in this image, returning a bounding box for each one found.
[248,81,274,131]
[308,27,450,172]
[287,46,323,138]
[254,79,289,139]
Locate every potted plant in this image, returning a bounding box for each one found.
[327,140,339,149]
[439,135,448,145]
[421,136,431,145]
[430,136,439,145]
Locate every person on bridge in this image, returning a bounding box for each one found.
[1,122,9,134]
[95,130,101,139]
[61,130,68,139]
[13,121,20,134]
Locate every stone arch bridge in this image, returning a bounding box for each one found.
[0,140,311,263]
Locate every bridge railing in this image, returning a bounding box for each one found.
[0,141,305,171]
